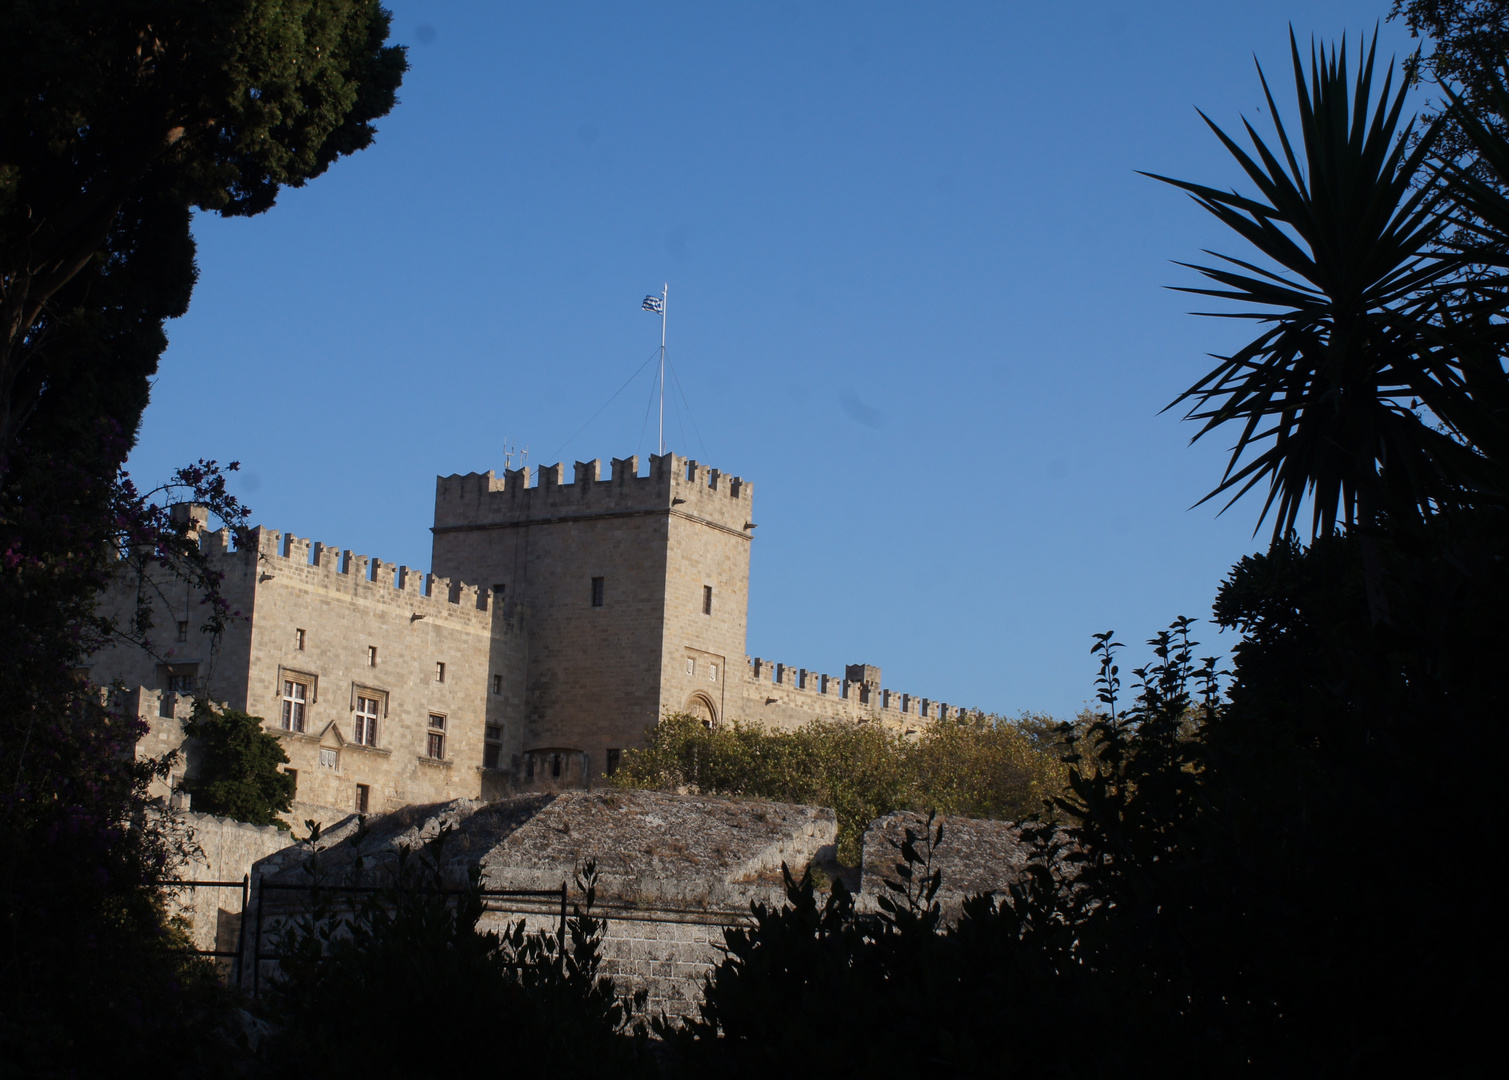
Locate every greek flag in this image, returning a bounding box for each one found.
[642,295,664,314]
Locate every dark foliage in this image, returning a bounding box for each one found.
[184,702,295,828]
[1393,0,1509,183]
[0,0,408,457]
[260,833,650,1078]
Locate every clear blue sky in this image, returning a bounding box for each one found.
[126,1,1430,720]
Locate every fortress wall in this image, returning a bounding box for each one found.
[433,452,753,535]
[170,811,294,962]
[433,452,758,780]
[94,525,529,829]
[238,528,524,822]
[728,656,981,733]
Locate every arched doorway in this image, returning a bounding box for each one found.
[684,693,717,728]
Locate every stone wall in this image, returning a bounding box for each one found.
[432,453,756,780]
[92,523,528,829]
[170,810,296,975]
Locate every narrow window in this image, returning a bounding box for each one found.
[551,753,562,778]
[606,748,622,775]
[355,783,370,815]
[484,724,504,769]
[367,645,378,667]
[354,696,379,746]
[525,754,535,779]
[702,585,713,615]
[710,664,718,681]
[177,621,189,642]
[286,768,298,796]
[296,628,306,651]
[686,658,695,675]
[427,714,446,759]
[281,680,307,733]
[492,583,506,600]
[590,576,604,607]
[319,748,338,770]
[435,661,446,683]
[492,674,502,695]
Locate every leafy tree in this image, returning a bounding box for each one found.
[0,4,406,1073]
[0,0,407,460]
[1392,0,1509,184]
[184,701,294,827]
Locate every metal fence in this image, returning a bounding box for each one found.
[164,876,568,996]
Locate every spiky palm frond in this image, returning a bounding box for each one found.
[1149,31,1490,538]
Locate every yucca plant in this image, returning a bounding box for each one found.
[1149,32,1499,617]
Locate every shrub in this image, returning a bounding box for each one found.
[612,713,1065,863]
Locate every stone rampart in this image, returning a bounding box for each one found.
[232,525,501,628]
[733,655,986,733]
[169,811,295,965]
[434,452,753,535]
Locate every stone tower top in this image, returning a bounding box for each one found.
[433,452,754,536]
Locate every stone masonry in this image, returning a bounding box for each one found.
[92,451,986,825]
[246,791,838,1019]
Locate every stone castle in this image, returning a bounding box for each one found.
[91,452,981,826]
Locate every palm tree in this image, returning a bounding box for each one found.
[1149,33,1500,615]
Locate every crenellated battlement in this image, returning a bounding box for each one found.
[742,655,982,724]
[433,451,753,534]
[212,525,511,628]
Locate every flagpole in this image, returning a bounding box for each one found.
[659,282,667,456]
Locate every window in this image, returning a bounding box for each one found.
[492,583,506,600]
[703,585,713,615]
[427,714,446,759]
[484,724,503,769]
[167,667,196,694]
[525,754,535,779]
[686,658,695,675]
[177,621,189,642]
[319,748,338,770]
[286,768,298,796]
[606,748,621,775]
[354,696,379,746]
[355,783,370,815]
[366,645,378,667]
[296,628,306,651]
[492,674,502,695]
[281,680,308,732]
[435,661,446,683]
[710,664,718,682]
[551,753,562,778]
[590,576,604,607]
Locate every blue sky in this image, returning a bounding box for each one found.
[126,1,1430,719]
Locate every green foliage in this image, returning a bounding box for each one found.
[1150,32,1505,542]
[262,830,650,1077]
[612,713,1065,864]
[184,702,294,828]
[0,0,408,459]
[657,815,1086,1077]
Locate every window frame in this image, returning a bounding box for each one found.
[483,723,504,769]
[353,694,381,747]
[281,678,309,733]
[702,585,713,615]
[426,713,446,760]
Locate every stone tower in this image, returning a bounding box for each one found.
[431,452,754,780]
